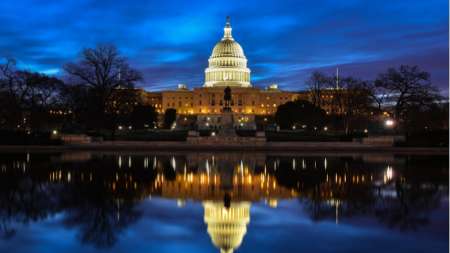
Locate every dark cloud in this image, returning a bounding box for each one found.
[0,0,447,95]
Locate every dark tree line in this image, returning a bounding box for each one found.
[0,59,63,130]
[276,65,446,134]
[0,45,159,138]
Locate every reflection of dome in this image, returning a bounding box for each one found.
[203,201,250,253]
[204,17,251,88]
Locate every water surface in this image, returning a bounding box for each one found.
[0,152,448,253]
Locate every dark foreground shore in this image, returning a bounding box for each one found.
[0,141,448,154]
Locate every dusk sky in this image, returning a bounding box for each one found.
[0,0,448,94]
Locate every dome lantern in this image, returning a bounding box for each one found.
[223,16,233,40]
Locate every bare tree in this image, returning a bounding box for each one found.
[366,81,389,113]
[337,77,373,134]
[306,71,331,108]
[63,45,142,130]
[375,65,440,124]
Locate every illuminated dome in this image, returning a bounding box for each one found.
[204,17,251,88]
[211,40,245,59]
[203,201,251,253]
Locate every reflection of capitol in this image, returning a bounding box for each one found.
[159,169,295,204]
[154,155,295,253]
[1,152,447,252]
[204,201,250,253]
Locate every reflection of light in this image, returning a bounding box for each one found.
[118,156,122,168]
[292,158,296,170]
[144,157,149,169]
[384,166,394,183]
[268,199,278,208]
[324,158,327,170]
[177,199,186,207]
[171,156,177,170]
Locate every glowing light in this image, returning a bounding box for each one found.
[385,119,395,127]
[52,129,58,135]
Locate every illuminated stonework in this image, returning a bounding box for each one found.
[204,17,251,88]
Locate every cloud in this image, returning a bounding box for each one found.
[0,0,447,95]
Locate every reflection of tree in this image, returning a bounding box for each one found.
[0,178,59,239]
[0,154,59,239]
[60,183,141,248]
[0,153,154,247]
[270,155,447,231]
[55,155,155,248]
[374,180,442,231]
[300,183,376,222]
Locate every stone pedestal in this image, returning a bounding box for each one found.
[219,109,236,137]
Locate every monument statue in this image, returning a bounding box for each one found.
[220,86,235,136]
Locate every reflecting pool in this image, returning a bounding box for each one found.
[0,152,448,253]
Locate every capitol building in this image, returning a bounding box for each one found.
[139,17,302,128]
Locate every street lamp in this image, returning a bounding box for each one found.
[385,119,395,128]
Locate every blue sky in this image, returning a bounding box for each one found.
[0,0,448,93]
